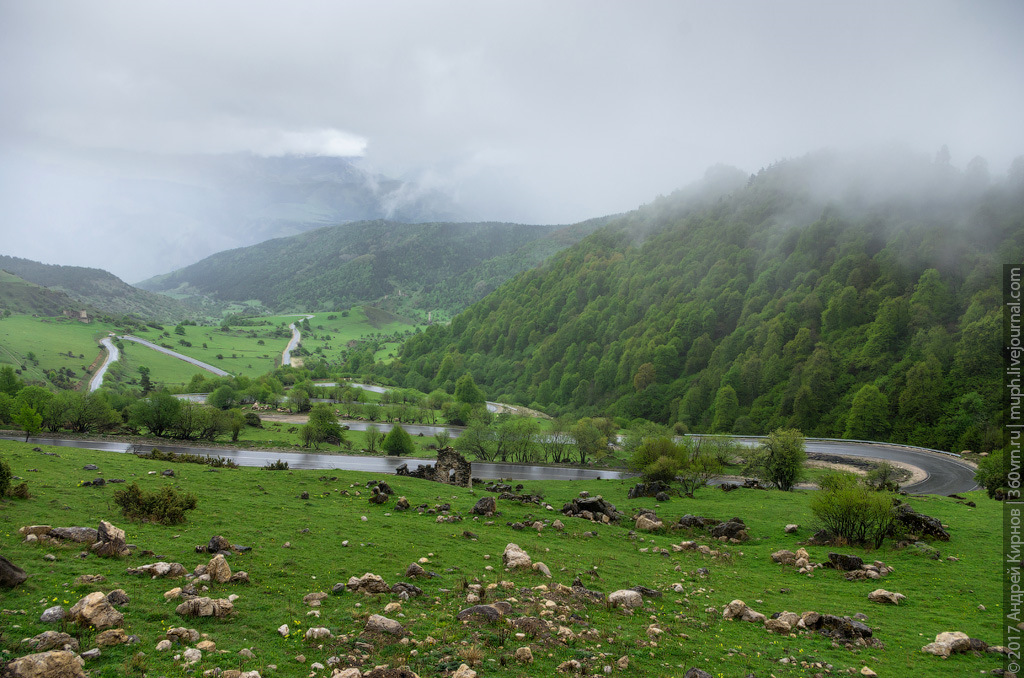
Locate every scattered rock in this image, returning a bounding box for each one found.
[683,669,714,678]
[515,646,534,663]
[608,590,643,609]
[365,614,404,636]
[502,543,532,569]
[346,572,390,594]
[827,552,864,572]
[635,512,663,531]
[471,496,497,516]
[894,503,950,541]
[21,630,79,652]
[721,599,766,623]
[91,520,129,558]
[207,554,232,583]
[95,628,129,647]
[127,562,187,579]
[452,665,477,678]
[785,524,799,533]
[303,592,328,606]
[69,591,124,630]
[39,606,65,623]
[0,555,28,588]
[867,589,906,605]
[174,596,234,618]
[457,601,512,621]
[2,650,87,678]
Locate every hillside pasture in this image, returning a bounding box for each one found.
[0,439,1003,678]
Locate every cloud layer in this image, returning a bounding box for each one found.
[1,0,1022,278]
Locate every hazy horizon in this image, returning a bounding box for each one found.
[1,0,1022,282]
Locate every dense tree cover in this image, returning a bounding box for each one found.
[383,152,1022,452]
[139,221,600,316]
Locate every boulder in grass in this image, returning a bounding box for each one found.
[91,520,129,557]
[2,651,87,678]
[608,590,643,609]
[867,589,906,605]
[365,614,404,636]
[0,555,28,588]
[21,630,79,652]
[69,591,124,630]
[175,596,234,618]
[502,543,532,569]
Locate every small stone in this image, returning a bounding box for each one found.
[515,646,534,663]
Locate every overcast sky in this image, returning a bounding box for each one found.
[1,0,1023,280]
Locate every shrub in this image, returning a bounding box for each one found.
[0,456,11,497]
[10,481,30,499]
[809,474,896,548]
[263,459,290,471]
[743,428,806,491]
[113,482,198,524]
[382,424,416,456]
[244,412,262,428]
[864,461,902,491]
[975,450,1009,499]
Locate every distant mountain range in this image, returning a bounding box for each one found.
[0,255,199,321]
[1,148,464,283]
[137,219,606,318]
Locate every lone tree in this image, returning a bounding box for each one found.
[13,404,42,442]
[301,403,344,450]
[382,423,416,456]
[454,373,485,405]
[743,428,806,491]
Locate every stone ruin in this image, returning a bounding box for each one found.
[395,448,472,488]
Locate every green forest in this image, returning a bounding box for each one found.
[138,220,602,318]
[382,153,1023,453]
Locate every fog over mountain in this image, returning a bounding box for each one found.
[1,1,1022,283]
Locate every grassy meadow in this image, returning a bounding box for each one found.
[0,315,118,389]
[0,439,1005,678]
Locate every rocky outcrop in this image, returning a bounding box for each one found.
[21,631,79,653]
[206,554,232,583]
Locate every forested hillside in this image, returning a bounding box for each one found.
[384,152,1023,453]
[139,220,600,317]
[0,256,198,321]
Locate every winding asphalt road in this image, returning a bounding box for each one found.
[0,434,978,492]
[282,315,314,367]
[88,336,119,392]
[121,335,230,376]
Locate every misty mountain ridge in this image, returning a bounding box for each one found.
[137,218,607,318]
[381,149,1023,453]
[0,145,465,283]
[0,255,203,321]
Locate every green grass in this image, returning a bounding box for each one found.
[0,439,1003,678]
[0,315,119,389]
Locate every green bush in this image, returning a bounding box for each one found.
[382,424,416,456]
[244,411,263,428]
[809,473,896,548]
[743,428,806,491]
[975,450,1008,499]
[112,482,198,524]
[263,459,290,471]
[0,455,11,497]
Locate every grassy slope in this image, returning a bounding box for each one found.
[0,440,1002,678]
[0,315,118,389]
